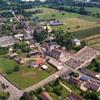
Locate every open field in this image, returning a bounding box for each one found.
[25,7,100,32]
[7,65,56,89]
[0,56,56,89]
[83,34,100,50]
[0,56,18,73]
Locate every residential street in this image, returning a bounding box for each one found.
[0,74,23,100]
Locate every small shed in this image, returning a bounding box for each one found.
[41,65,48,70]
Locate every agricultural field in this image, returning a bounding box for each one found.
[83,34,100,50]
[0,56,56,89]
[25,7,100,32]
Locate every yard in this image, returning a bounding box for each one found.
[0,56,57,89]
[7,65,56,89]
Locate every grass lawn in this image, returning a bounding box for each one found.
[6,64,56,89]
[0,56,56,89]
[0,56,18,73]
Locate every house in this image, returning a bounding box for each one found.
[72,39,81,46]
[29,61,38,68]
[40,91,53,100]
[0,36,16,47]
[41,65,48,70]
[12,56,25,64]
[9,53,18,58]
[69,77,81,86]
[35,58,45,65]
[49,20,63,26]
[50,49,67,62]
[14,34,24,40]
[79,68,100,79]
[43,25,52,33]
[48,59,63,70]
[83,81,100,92]
[28,50,40,57]
[67,92,83,100]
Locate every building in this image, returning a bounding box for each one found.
[79,75,89,81]
[48,59,63,70]
[0,36,16,47]
[41,65,48,70]
[49,20,63,26]
[67,92,83,100]
[69,77,81,86]
[72,39,81,46]
[28,50,40,57]
[50,49,66,62]
[83,81,100,92]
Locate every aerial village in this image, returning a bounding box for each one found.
[0,0,100,100]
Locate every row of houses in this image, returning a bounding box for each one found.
[68,75,100,92]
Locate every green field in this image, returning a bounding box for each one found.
[25,7,100,32]
[0,56,56,89]
[83,34,100,50]
[0,56,18,73]
[7,65,56,89]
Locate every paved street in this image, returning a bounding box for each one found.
[0,74,23,100]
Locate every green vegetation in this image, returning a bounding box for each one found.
[0,55,56,89]
[87,59,100,72]
[0,56,18,73]
[83,34,100,50]
[25,7,100,32]
[7,64,56,89]
[61,80,82,95]
[0,47,8,55]
[34,80,70,100]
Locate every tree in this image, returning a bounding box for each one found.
[13,66,20,72]
[83,91,99,100]
[0,47,8,55]
[22,92,33,100]
[96,63,100,72]
[34,31,47,42]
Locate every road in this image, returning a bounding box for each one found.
[24,68,69,92]
[0,74,23,100]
